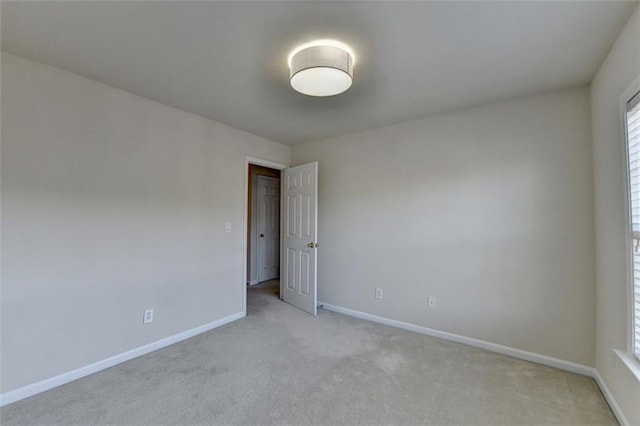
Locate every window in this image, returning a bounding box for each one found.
[624,88,640,360]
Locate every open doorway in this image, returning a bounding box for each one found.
[243,158,319,317]
[247,164,281,298]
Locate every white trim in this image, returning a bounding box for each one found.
[242,156,288,315]
[593,369,630,426]
[248,279,259,286]
[0,311,245,407]
[245,156,288,171]
[317,303,637,419]
[318,302,593,376]
[1,303,627,424]
[614,349,640,382]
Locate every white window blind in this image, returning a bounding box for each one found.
[625,89,640,360]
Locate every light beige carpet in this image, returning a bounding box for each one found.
[1,280,616,425]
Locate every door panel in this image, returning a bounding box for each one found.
[257,176,280,282]
[282,162,318,315]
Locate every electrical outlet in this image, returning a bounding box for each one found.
[427,296,437,308]
[375,288,383,300]
[143,308,154,324]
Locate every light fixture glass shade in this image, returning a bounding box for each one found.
[289,43,354,97]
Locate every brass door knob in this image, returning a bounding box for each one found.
[307,242,318,248]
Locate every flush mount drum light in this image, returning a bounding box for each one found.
[288,40,355,97]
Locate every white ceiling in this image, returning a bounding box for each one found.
[2,1,637,145]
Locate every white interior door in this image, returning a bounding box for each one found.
[257,176,280,282]
[282,162,318,315]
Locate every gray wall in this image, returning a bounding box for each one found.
[292,86,595,366]
[0,52,290,393]
[591,4,640,424]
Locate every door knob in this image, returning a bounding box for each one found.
[307,242,318,248]
[260,233,265,238]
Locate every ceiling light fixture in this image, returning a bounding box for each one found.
[288,39,355,97]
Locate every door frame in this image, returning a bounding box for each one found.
[243,156,288,316]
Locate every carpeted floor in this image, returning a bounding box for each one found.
[1,280,617,425]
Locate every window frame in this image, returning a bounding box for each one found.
[620,73,640,363]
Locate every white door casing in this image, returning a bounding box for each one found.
[257,176,280,282]
[282,162,318,315]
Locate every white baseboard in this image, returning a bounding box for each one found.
[248,280,259,286]
[318,302,635,422]
[593,369,630,426]
[318,302,593,376]
[3,303,629,426]
[0,311,245,407]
